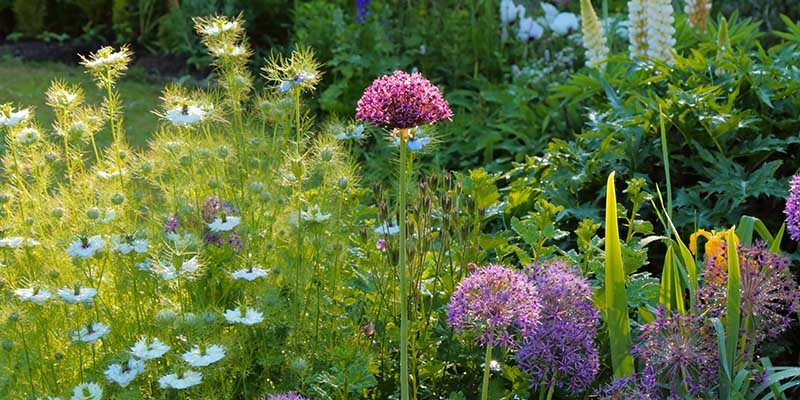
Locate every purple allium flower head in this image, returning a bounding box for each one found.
[447,264,540,349]
[594,367,659,400]
[356,71,453,130]
[204,231,223,247]
[517,260,599,394]
[699,242,800,345]
[262,393,310,400]
[164,213,180,233]
[227,231,244,252]
[356,0,371,23]
[785,175,800,241]
[633,307,718,396]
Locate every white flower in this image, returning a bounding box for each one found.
[25,238,40,247]
[517,17,544,41]
[166,232,195,247]
[0,236,24,248]
[374,221,400,235]
[58,287,97,304]
[67,235,105,258]
[165,105,206,126]
[500,0,518,25]
[130,337,170,360]
[0,107,30,127]
[96,169,124,180]
[230,266,268,281]
[150,261,177,280]
[16,127,40,145]
[100,209,116,224]
[104,358,144,387]
[111,235,148,254]
[685,0,711,29]
[200,20,236,36]
[158,370,203,389]
[70,322,110,344]
[210,45,246,58]
[550,12,579,35]
[181,344,225,367]
[334,125,365,140]
[301,206,331,223]
[628,0,676,64]
[180,256,200,274]
[70,382,102,400]
[137,258,152,271]
[15,288,52,305]
[223,307,264,326]
[540,2,559,24]
[208,215,240,232]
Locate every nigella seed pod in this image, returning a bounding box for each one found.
[2,339,12,351]
[196,148,210,159]
[207,178,219,189]
[217,145,230,159]
[0,193,10,204]
[24,217,34,226]
[320,148,334,163]
[140,161,153,173]
[54,351,64,360]
[111,193,125,205]
[51,207,65,218]
[118,149,129,160]
[86,207,100,219]
[259,192,271,202]
[7,312,19,323]
[44,152,58,162]
[337,177,348,190]
[49,270,59,279]
[179,155,192,167]
[249,181,265,193]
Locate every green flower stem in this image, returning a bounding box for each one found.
[481,344,492,400]
[398,131,410,400]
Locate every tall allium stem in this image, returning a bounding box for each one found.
[481,344,492,400]
[398,130,410,400]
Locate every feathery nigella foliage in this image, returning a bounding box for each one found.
[633,307,718,397]
[356,71,453,130]
[785,174,800,242]
[447,264,541,349]
[517,260,600,394]
[700,242,800,346]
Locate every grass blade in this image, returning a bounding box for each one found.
[604,172,634,377]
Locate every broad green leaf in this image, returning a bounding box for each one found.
[604,172,634,378]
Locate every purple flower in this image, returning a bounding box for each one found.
[164,213,180,233]
[634,307,718,397]
[594,366,659,400]
[202,196,237,223]
[517,260,599,394]
[447,264,540,349]
[356,71,453,130]
[356,0,371,23]
[699,242,800,345]
[261,393,309,400]
[375,239,387,252]
[785,175,800,241]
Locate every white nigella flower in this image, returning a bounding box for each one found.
[374,221,400,235]
[111,235,148,254]
[628,0,676,64]
[104,358,144,387]
[96,169,124,180]
[334,125,365,140]
[517,17,544,41]
[67,235,105,259]
[70,322,110,344]
[100,209,116,224]
[151,261,177,280]
[137,258,152,271]
[200,20,236,36]
[83,49,128,69]
[223,307,264,326]
[210,45,246,58]
[0,236,24,248]
[16,127,40,145]
[130,337,170,360]
[70,382,102,400]
[500,0,519,25]
[165,105,207,126]
[207,215,240,232]
[580,0,610,71]
[230,266,268,281]
[15,288,52,305]
[301,206,331,223]
[0,107,30,127]
[58,287,97,304]
[181,344,225,367]
[166,232,195,247]
[180,256,200,274]
[158,370,203,389]
[540,2,559,24]
[549,12,579,35]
